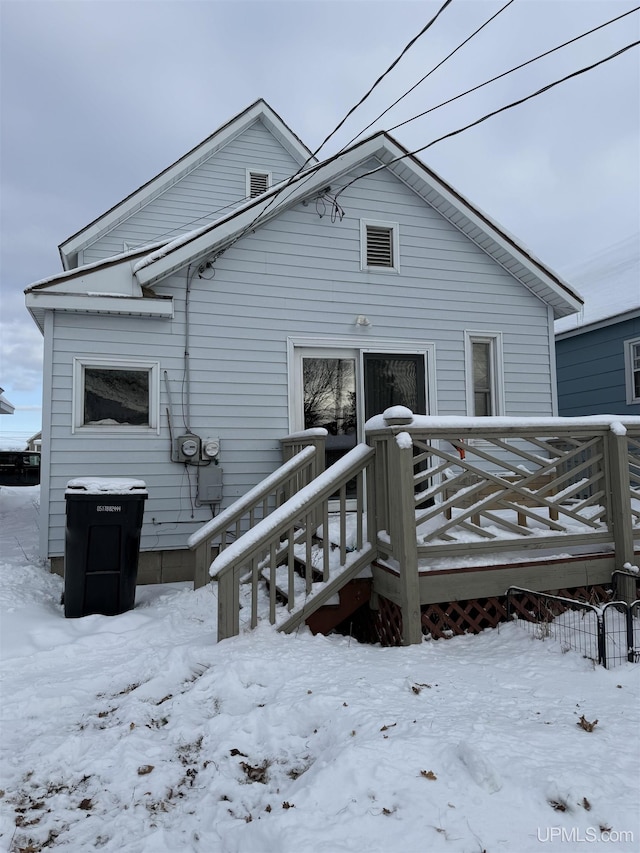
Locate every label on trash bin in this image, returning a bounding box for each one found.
[97,505,122,512]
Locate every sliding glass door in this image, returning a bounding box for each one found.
[299,349,427,472]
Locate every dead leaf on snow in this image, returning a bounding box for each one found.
[577,715,598,732]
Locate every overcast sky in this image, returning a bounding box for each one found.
[1,0,639,441]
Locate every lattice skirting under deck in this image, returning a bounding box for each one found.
[370,583,620,646]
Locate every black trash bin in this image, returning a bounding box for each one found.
[64,478,148,618]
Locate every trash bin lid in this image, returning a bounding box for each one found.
[65,477,147,495]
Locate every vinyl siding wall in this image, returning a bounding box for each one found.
[80,120,302,265]
[45,164,556,557]
[556,316,640,415]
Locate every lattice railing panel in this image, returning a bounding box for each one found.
[408,431,610,547]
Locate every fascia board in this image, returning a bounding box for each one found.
[25,291,174,319]
[259,108,317,166]
[134,139,383,287]
[59,101,313,264]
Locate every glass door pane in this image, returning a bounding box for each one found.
[363,353,426,419]
[302,357,357,469]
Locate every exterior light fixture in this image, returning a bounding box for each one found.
[355,315,372,327]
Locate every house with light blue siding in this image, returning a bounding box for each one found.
[25,100,583,583]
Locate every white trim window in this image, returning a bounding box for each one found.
[73,357,160,433]
[624,337,640,404]
[360,219,400,271]
[464,332,505,416]
[246,169,271,199]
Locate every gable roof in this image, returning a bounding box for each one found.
[132,130,583,320]
[58,100,316,271]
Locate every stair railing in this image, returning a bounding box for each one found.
[188,441,321,589]
[209,443,376,641]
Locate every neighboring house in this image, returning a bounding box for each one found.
[25,99,582,583]
[555,237,640,416]
[25,431,42,452]
[0,387,15,415]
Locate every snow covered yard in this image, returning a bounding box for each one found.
[1,487,638,853]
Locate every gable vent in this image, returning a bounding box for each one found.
[366,225,394,267]
[249,171,270,198]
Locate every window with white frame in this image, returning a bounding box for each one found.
[464,332,504,416]
[625,337,640,404]
[246,169,271,199]
[360,219,399,271]
[73,358,159,432]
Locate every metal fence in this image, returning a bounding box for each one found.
[506,586,640,669]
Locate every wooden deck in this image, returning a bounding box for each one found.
[190,414,640,644]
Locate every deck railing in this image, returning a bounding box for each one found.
[366,411,640,642]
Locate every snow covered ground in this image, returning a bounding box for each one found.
[1,486,638,853]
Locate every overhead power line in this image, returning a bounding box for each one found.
[303,0,454,166]
[232,5,639,243]
[385,5,640,137]
[341,0,517,151]
[153,2,637,249]
[153,6,638,257]
[196,1,455,266]
[333,40,640,204]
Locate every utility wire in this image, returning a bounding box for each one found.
[303,0,454,167]
[222,5,638,247]
[148,6,638,258]
[334,40,640,203]
[341,0,517,151]
[191,3,455,267]
[226,0,454,241]
[385,4,640,137]
[145,193,258,248]
[263,1,636,218]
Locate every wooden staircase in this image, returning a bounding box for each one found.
[188,437,377,641]
[259,542,376,635]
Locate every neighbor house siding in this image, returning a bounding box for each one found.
[44,165,556,559]
[80,120,302,265]
[556,315,640,415]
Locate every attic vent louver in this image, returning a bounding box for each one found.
[249,171,270,198]
[366,225,394,267]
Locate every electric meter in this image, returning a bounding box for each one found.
[173,435,202,463]
[181,438,199,457]
[202,439,220,460]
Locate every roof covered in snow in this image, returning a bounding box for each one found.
[555,235,639,336]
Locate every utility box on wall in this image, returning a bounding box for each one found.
[197,464,223,504]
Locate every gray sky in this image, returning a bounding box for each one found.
[1,0,639,440]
